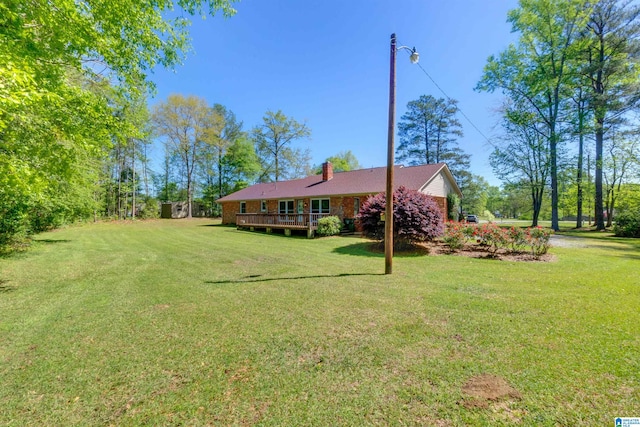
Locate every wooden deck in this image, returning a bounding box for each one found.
[236,213,328,235]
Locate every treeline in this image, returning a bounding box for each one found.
[478,0,640,230]
[152,96,314,218]
[0,0,238,248]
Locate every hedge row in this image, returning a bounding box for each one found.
[443,222,551,256]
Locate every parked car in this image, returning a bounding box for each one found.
[466,214,478,223]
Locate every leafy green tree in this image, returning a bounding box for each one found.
[0,0,235,245]
[603,133,639,226]
[153,94,222,218]
[490,102,551,226]
[201,135,260,215]
[478,0,591,231]
[583,0,640,230]
[459,174,489,216]
[253,110,311,182]
[396,95,470,179]
[315,150,361,173]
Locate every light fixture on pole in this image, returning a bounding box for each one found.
[385,33,419,275]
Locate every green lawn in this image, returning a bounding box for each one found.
[0,219,638,426]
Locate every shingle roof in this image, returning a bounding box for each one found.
[217,163,460,202]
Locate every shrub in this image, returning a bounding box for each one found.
[614,211,640,237]
[447,193,461,221]
[526,226,551,256]
[443,221,466,251]
[441,222,552,257]
[358,186,444,248]
[506,227,528,252]
[316,215,342,236]
[475,223,508,254]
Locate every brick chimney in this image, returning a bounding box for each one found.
[322,161,333,181]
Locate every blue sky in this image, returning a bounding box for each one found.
[150,0,519,185]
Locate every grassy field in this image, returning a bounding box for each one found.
[0,219,638,426]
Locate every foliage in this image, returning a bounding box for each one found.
[315,150,361,173]
[459,174,489,216]
[0,0,236,246]
[442,222,551,257]
[446,193,460,221]
[478,0,592,231]
[358,186,444,248]
[153,94,222,217]
[396,94,471,180]
[253,110,312,182]
[442,221,466,251]
[316,216,343,237]
[482,210,496,222]
[475,223,510,254]
[613,211,640,238]
[489,100,551,226]
[584,0,640,230]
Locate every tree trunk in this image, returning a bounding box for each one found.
[576,105,584,228]
[550,131,559,231]
[595,118,605,230]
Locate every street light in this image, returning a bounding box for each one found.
[385,33,419,275]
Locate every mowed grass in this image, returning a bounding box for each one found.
[0,219,638,426]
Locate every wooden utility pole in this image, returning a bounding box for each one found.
[385,33,397,275]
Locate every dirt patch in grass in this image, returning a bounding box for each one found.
[459,373,522,410]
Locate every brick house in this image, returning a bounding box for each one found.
[216,162,462,237]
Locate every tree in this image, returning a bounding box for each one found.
[478,0,591,231]
[396,95,470,178]
[0,0,235,245]
[603,133,639,226]
[152,94,221,218]
[569,86,593,228]
[315,150,361,173]
[459,174,490,217]
[253,110,311,182]
[583,0,640,230]
[358,186,444,248]
[489,102,551,226]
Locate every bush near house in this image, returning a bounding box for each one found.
[358,186,444,248]
[316,216,342,236]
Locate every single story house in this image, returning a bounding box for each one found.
[216,162,462,236]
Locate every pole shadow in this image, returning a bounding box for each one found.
[204,272,383,285]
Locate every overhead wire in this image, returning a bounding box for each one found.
[397,43,497,149]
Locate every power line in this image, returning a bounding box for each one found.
[397,44,496,148]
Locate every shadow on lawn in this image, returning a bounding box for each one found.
[33,239,71,244]
[333,242,429,258]
[0,279,16,293]
[205,272,383,285]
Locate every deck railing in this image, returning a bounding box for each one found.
[236,213,328,230]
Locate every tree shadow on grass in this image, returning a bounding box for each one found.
[33,239,71,244]
[333,241,430,258]
[0,279,16,293]
[204,272,383,285]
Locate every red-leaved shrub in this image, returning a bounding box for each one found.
[358,186,444,248]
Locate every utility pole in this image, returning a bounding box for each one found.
[385,33,397,275]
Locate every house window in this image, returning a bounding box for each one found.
[261,200,267,212]
[354,197,360,217]
[278,200,294,214]
[240,201,246,214]
[311,198,330,214]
